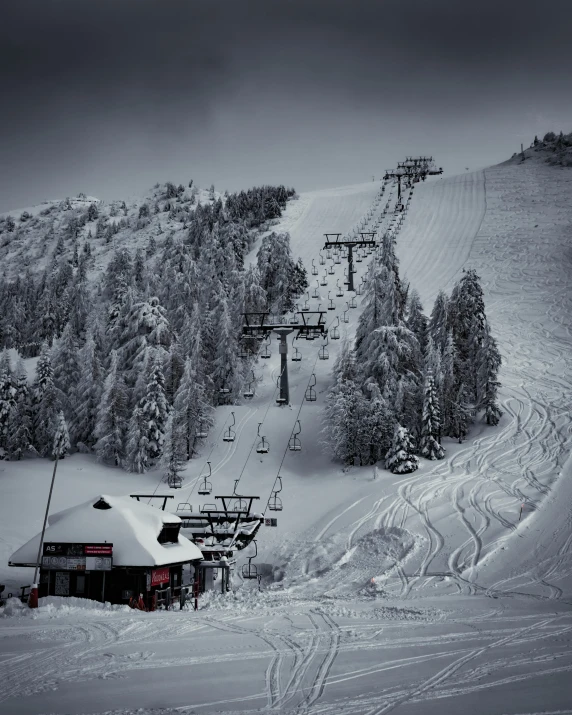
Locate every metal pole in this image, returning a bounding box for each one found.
[101,571,106,603]
[30,455,60,607]
[397,175,402,205]
[280,334,288,404]
[347,245,355,292]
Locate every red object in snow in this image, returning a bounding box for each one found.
[28,584,38,609]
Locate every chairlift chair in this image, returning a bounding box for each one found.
[268,476,284,510]
[328,261,335,275]
[312,280,320,299]
[311,259,318,276]
[330,316,340,340]
[319,250,326,265]
[320,270,328,287]
[232,479,248,512]
[242,540,259,580]
[168,474,183,489]
[198,462,212,495]
[326,248,332,259]
[334,252,341,264]
[223,412,236,442]
[318,336,329,360]
[238,340,249,359]
[302,292,310,311]
[349,295,357,309]
[243,370,255,399]
[305,373,317,402]
[356,250,363,263]
[343,307,349,323]
[336,279,344,297]
[327,291,335,311]
[195,419,209,440]
[288,423,301,452]
[355,282,363,296]
[291,335,302,362]
[260,333,271,359]
[256,423,269,454]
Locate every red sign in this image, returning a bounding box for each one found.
[84,544,113,555]
[151,567,170,587]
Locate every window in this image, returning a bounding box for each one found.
[157,524,180,544]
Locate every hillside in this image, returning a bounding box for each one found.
[1,155,572,715]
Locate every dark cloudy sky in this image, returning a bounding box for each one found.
[1,0,571,211]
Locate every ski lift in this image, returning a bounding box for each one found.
[349,295,357,309]
[223,412,236,442]
[318,335,329,360]
[312,280,320,299]
[319,250,326,266]
[326,247,332,259]
[168,474,182,489]
[302,292,310,311]
[336,279,343,297]
[196,419,208,440]
[327,291,335,311]
[356,249,363,263]
[238,339,249,359]
[320,269,328,287]
[334,252,341,264]
[291,335,302,362]
[289,308,298,325]
[198,462,212,495]
[330,316,340,340]
[288,422,301,451]
[256,423,269,454]
[268,477,283,510]
[231,480,248,512]
[305,373,317,402]
[243,370,255,399]
[328,261,335,275]
[260,334,271,359]
[343,307,349,323]
[355,282,363,296]
[311,259,318,276]
[242,540,259,580]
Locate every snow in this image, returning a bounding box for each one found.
[1,158,572,713]
[9,493,203,568]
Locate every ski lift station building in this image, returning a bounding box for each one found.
[9,494,203,607]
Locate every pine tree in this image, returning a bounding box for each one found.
[7,358,32,460]
[429,290,448,353]
[173,356,212,460]
[450,383,471,443]
[0,352,16,456]
[52,410,71,459]
[406,289,428,357]
[124,406,149,473]
[94,351,128,466]
[51,323,81,427]
[71,334,104,450]
[476,321,503,425]
[385,424,419,474]
[323,342,370,465]
[161,412,185,487]
[363,382,394,464]
[419,371,445,460]
[138,353,169,462]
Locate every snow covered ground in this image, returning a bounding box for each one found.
[1,158,572,714]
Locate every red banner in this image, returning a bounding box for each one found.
[151,567,170,587]
[84,544,113,555]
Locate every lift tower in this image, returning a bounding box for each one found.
[385,157,443,209]
[323,233,377,292]
[241,311,328,405]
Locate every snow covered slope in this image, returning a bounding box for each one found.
[1,158,572,715]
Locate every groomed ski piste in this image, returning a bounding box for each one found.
[1,153,572,715]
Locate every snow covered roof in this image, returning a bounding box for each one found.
[9,494,203,568]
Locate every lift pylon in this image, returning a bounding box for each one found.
[324,232,376,292]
